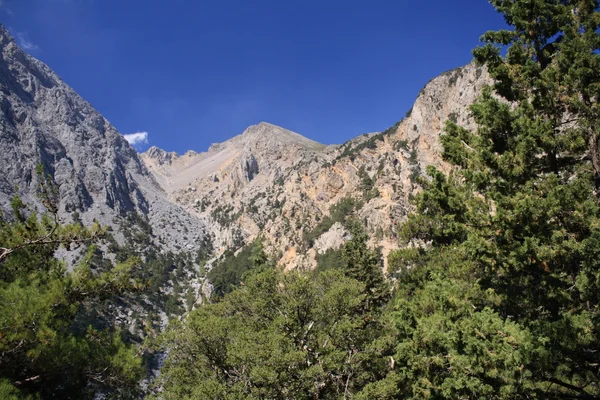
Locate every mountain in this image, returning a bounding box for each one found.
[142,63,490,270]
[0,20,491,397]
[0,20,489,275]
[0,25,206,251]
[142,122,326,192]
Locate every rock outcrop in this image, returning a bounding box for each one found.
[0,25,207,251]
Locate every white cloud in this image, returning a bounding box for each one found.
[15,32,38,51]
[123,131,149,146]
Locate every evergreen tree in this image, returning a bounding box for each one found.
[208,238,272,297]
[156,267,395,399]
[387,0,600,397]
[342,220,390,312]
[0,168,143,399]
[155,225,396,399]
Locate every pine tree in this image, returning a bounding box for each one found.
[342,220,390,312]
[0,167,143,399]
[390,0,600,397]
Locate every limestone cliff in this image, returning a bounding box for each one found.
[142,62,490,270]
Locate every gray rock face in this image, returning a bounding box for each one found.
[314,222,349,254]
[0,27,153,213]
[144,146,179,166]
[141,122,327,192]
[141,122,331,256]
[243,153,259,182]
[0,25,206,251]
[398,63,488,171]
[0,25,150,216]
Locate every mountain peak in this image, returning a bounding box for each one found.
[0,25,24,56]
[238,122,326,151]
[255,121,279,129]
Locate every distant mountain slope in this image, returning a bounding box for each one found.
[142,64,490,269]
[142,122,327,191]
[0,24,206,250]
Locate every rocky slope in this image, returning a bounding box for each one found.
[142,122,326,193]
[0,25,207,251]
[143,63,490,270]
[0,19,490,275]
[0,24,222,351]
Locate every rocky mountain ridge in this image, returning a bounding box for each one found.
[0,22,492,377]
[142,122,327,192]
[0,24,207,253]
[0,24,227,355]
[143,63,490,270]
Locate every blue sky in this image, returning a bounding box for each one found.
[1,0,506,153]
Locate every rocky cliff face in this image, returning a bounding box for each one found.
[0,25,206,251]
[142,62,490,270]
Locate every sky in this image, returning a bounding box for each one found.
[0,0,507,153]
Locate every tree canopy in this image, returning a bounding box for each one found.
[387,0,600,397]
[0,170,144,399]
[159,0,600,398]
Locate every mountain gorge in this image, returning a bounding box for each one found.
[0,24,214,369]
[5,0,597,396]
[0,21,490,379]
[0,22,490,274]
[0,19,494,311]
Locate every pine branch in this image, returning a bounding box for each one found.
[0,230,103,262]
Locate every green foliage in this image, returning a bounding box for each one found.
[314,247,345,273]
[152,2,600,398]
[8,2,598,398]
[140,249,204,318]
[211,204,240,227]
[0,194,143,398]
[358,166,380,202]
[156,219,395,398]
[157,241,394,399]
[342,221,390,312]
[408,148,418,164]
[0,380,25,400]
[105,212,212,320]
[393,273,541,398]
[195,234,213,265]
[387,246,422,278]
[389,1,600,397]
[207,238,271,297]
[302,196,362,249]
[394,138,409,152]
